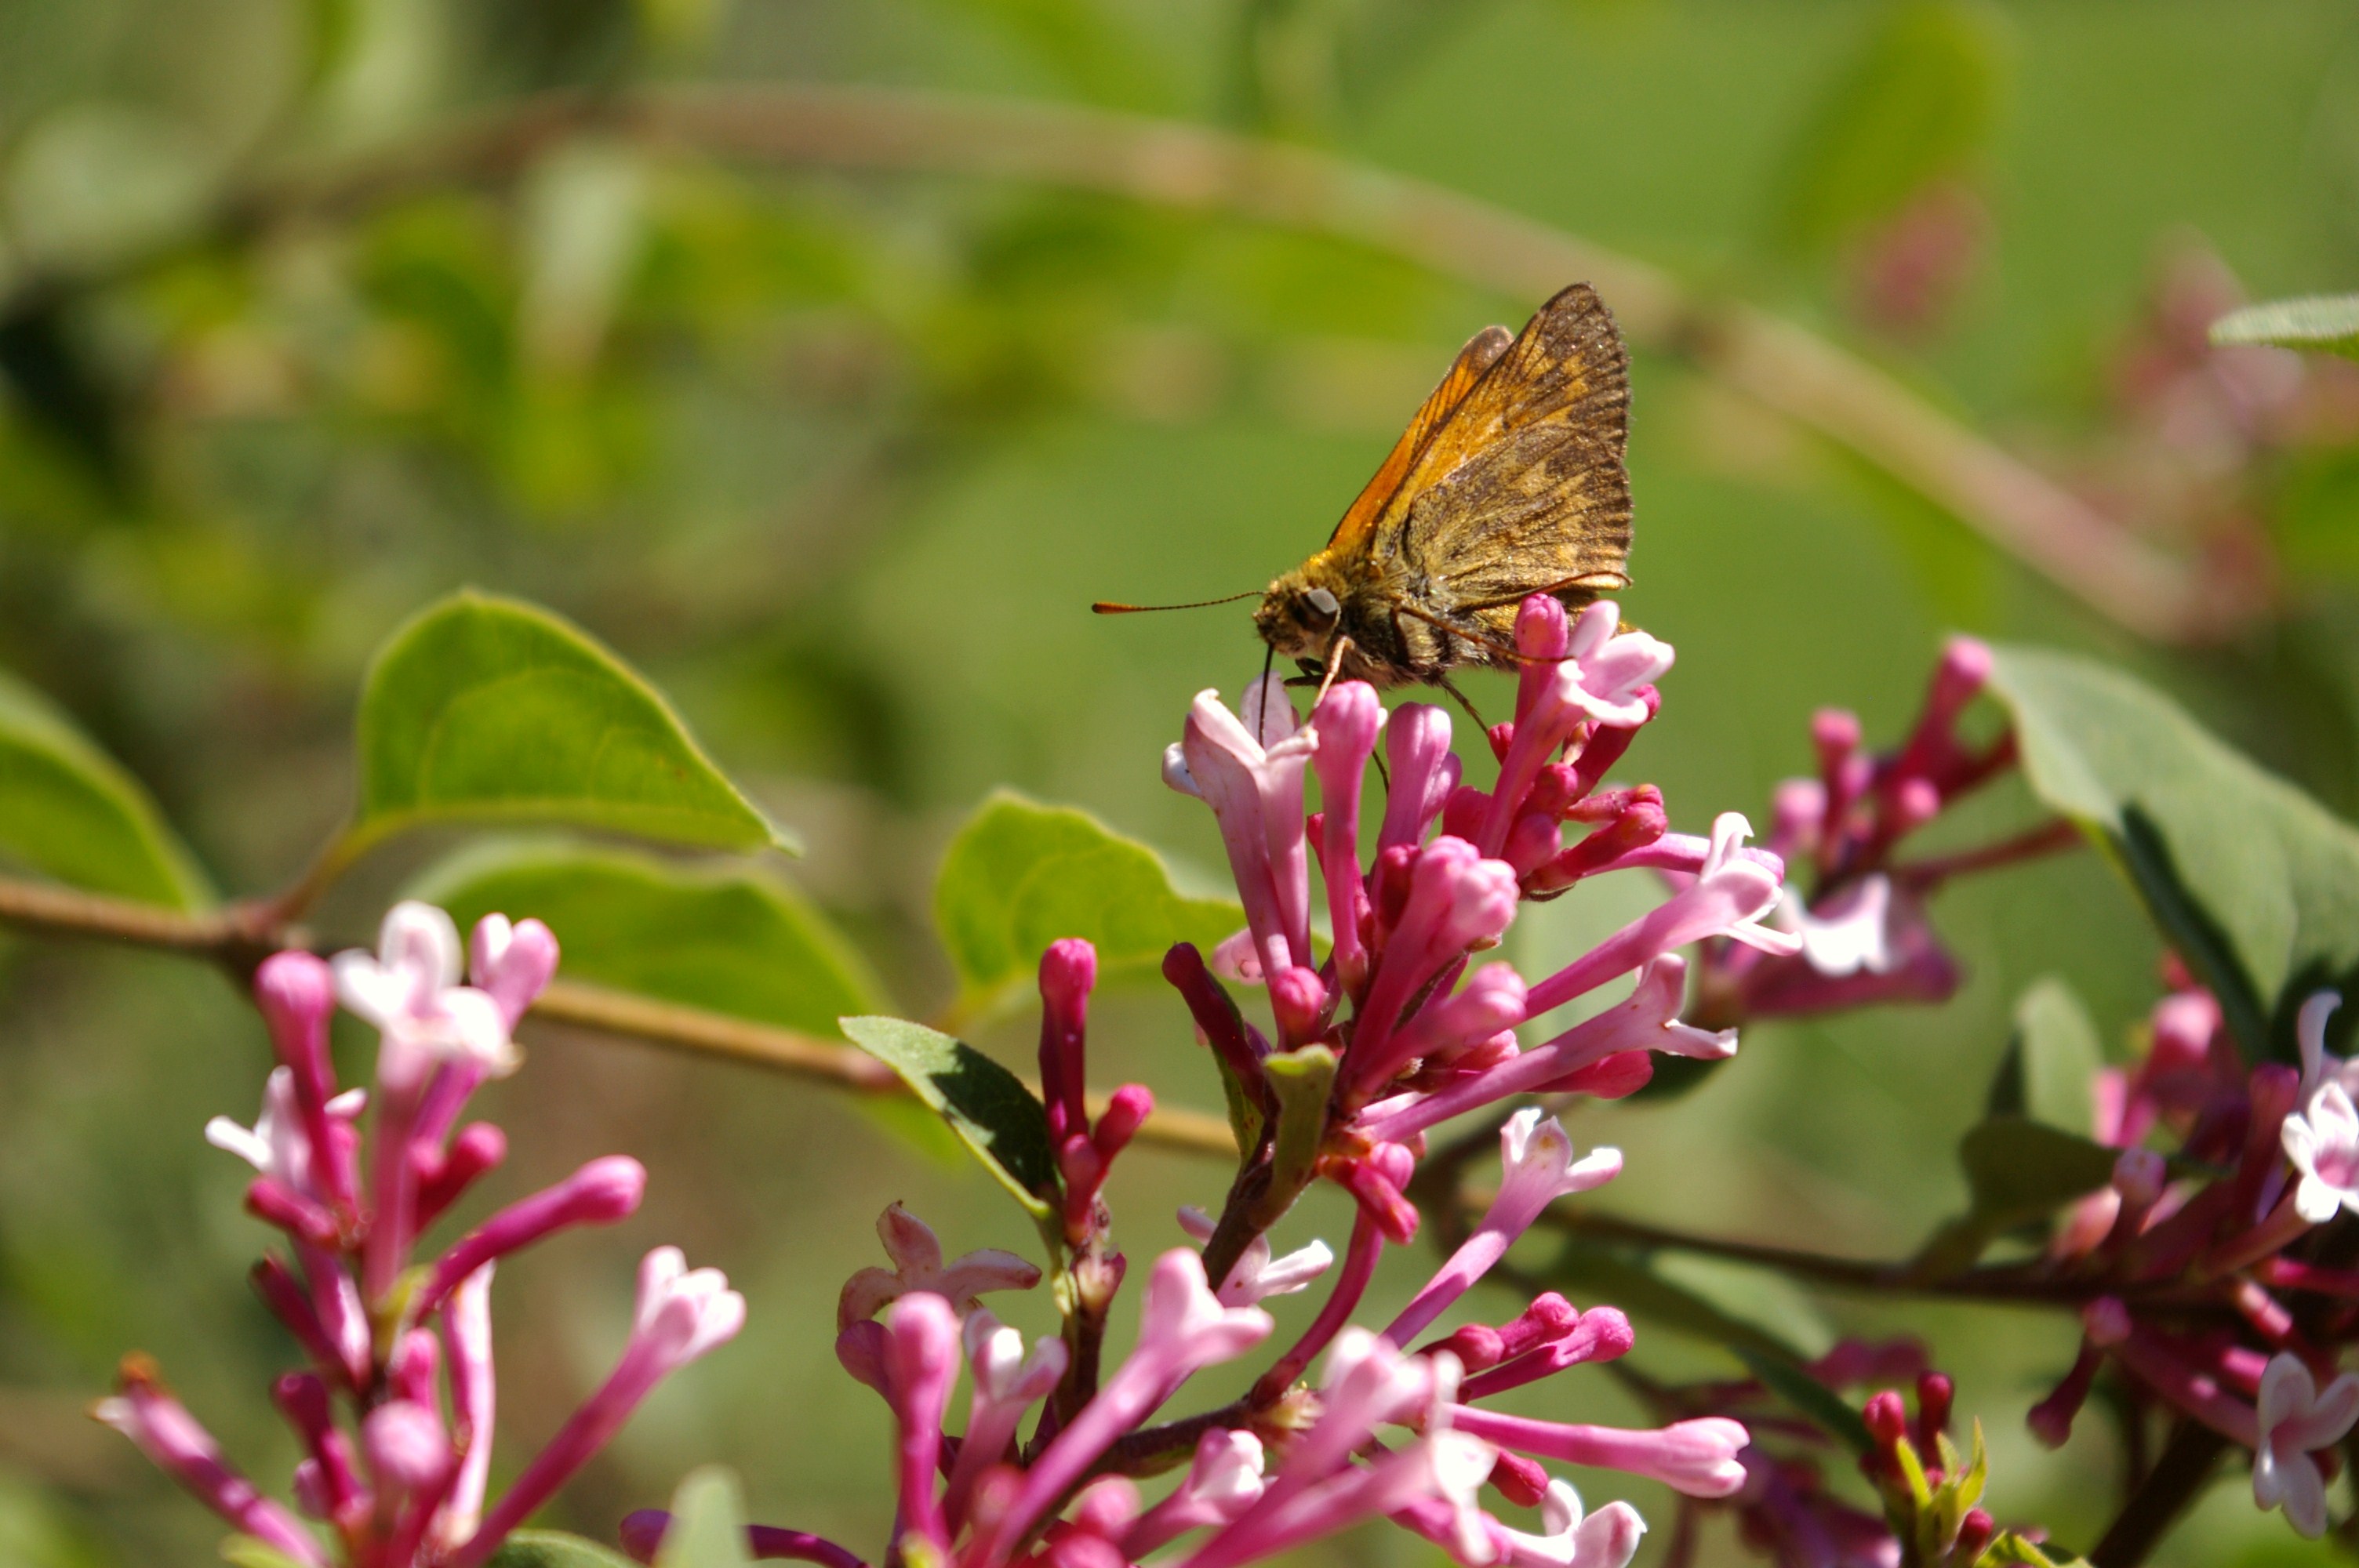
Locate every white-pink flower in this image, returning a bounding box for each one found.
[2252,1352,2359,1537]
[333,901,516,1084]
[1497,1479,1645,1568]
[1178,1207,1333,1306]
[2283,1083,2359,1224]
[837,1201,1041,1328]
[204,1066,314,1189]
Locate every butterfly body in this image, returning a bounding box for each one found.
[1255,283,1633,690]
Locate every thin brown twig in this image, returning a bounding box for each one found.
[0,872,1238,1158]
[2,85,2236,644]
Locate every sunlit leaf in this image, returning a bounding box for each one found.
[1986,646,2359,1061]
[487,1531,641,1568]
[656,1469,752,1568]
[354,591,790,858]
[2210,294,2359,361]
[933,791,1241,1022]
[0,668,212,909]
[1771,0,2010,252]
[414,837,883,1035]
[841,1015,1060,1222]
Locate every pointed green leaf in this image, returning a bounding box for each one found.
[1987,646,2359,1062]
[933,792,1242,1021]
[0,669,211,909]
[841,1015,1060,1221]
[2210,294,2359,361]
[355,592,790,858]
[656,1468,752,1568]
[1985,977,2102,1132]
[487,1531,641,1568]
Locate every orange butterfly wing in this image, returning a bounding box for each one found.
[1323,323,1515,554]
[1365,284,1631,614]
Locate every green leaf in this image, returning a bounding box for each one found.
[1770,0,2010,252]
[0,669,212,909]
[487,1531,641,1568]
[1985,977,2101,1132]
[1733,1346,1876,1457]
[840,1015,1060,1221]
[414,837,885,1036]
[656,1468,751,1568]
[932,791,1243,1022]
[1986,646,2359,1061]
[2210,294,2359,361]
[354,591,789,858]
[1914,1115,2117,1275]
[1256,1046,1336,1224]
[412,838,956,1160]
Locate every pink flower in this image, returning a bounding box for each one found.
[206,1068,318,1192]
[944,1308,1067,1527]
[2283,1083,2359,1224]
[1445,1410,1750,1499]
[2253,1352,2359,1537]
[1121,1429,1268,1556]
[94,1358,327,1566]
[1165,680,1318,983]
[1387,1112,1620,1345]
[1497,1479,1645,1568]
[1177,1207,1333,1307]
[467,913,560,1029]
[333,902,515,1087]
[412,1156,645,1319]
[838,1203,1041,1329]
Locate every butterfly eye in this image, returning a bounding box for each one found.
[1304,586,1340,622]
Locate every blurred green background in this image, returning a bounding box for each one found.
[4,0,2359,1563]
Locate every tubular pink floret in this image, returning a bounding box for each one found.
[1446,1410,1750,1498]
[1379,703,1460,856]
[1459,1308,1634,1400]
[1310,681,1386,994]
[93,1356,329,1566]
[412,1156,645,1319]
[882,1292,961,1555]
[415,1121,509,1232]
[467,914,560,1030]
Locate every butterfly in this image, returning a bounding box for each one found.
[1098,284,1631,713]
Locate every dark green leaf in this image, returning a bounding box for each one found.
[656,1469,752,1568]
[1986,646,2359,1061]
[840,1015,1060,1220]
[487,1530,641,1568]
[0,669,211,909]
[1733,1347,1875,1458]
[2210,295,2359,361]
[354,591,790,858]
[1985,977,2101,1132]
[932,791,1241,1021]
[1770,0,2010,252]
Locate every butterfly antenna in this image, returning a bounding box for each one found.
[1092,590,1262,614]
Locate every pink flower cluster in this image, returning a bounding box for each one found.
[2024,979,2359,1537]
[625,594,1790,1568]
[1692,636,2070,1029]
[95,902,743,1566]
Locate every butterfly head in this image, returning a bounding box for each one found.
[1253,570,1344,662]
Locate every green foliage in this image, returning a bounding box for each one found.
[354,591,791,858]
[1914,1116,2118,1276]
[1770,0,2010,252]
[414,837,884,1035]
[840,1015,1061,1224]
[932,791,1241,1022]
[486,1531,642,1568]
[1987,646,2359,1062]
[220,1542,311,1568]
[0,668,212,909]
[1985,976,2103,1132]
[656,1468,753,1568]
[2210,294,2359,361]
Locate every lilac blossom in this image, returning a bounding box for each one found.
[96,904,743,1568]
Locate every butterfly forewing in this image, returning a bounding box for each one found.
[1370,285,1631,618]
[1325,324,1515,553]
